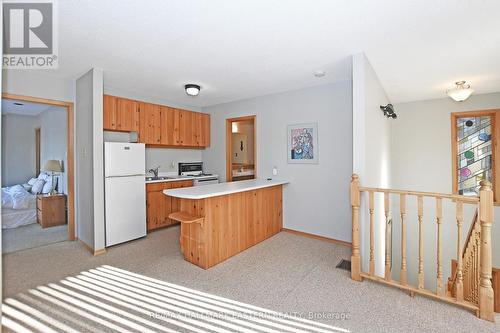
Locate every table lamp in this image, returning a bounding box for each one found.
[43,160,62,195]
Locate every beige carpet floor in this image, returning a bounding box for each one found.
[2,223,68,254]
[3,225,499,332]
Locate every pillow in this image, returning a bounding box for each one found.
[42,177,58,194]
[37,172,49,181]
[27,178,37,186]
[22,184,33,192]
[31,179,45,194]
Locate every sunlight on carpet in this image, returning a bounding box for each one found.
[2,265,350,332]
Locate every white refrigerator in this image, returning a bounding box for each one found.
[104,142,146,247]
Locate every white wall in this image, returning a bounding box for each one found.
[145,148,202,174]
[1,114,38,186]
[202,82,353,242]
[391,92,500,282]
[2,70,74,102]
[352,53,392,276]
[92,69,105,251]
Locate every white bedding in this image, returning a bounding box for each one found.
[1,208,37,229]
[1,185,37,229]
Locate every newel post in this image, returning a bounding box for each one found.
[351,174,362,281]
[478,180,495,322]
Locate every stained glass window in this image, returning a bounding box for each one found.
[456,116,493,196]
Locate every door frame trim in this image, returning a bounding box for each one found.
[226,115,256,182]
[2,93,76,241]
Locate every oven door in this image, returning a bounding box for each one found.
[193,178,219,186]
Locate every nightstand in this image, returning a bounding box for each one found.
[36,194,67,228]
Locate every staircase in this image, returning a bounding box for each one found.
[447,210,499,312]
[350,174,496,322]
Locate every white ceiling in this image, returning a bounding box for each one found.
[43,0,500,106]
[1,99,55,116]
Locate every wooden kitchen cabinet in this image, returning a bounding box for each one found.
[103,95,117,130]
[103,95,210,148]
[146,180,193,232]
[197,113,210,147]
[103,95,139,132]
[178,109,195,146]
[160,106,180,146]
[139,102,161,144]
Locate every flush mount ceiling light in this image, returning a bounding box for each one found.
[314,70,326,78]
[447,81,474,102]
[185,84,201,96]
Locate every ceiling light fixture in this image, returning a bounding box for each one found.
[314,70,326,78]
[185,84,201,96]
[447,81,474,102]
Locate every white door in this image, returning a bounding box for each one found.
[105,142,145,177]
[105,175,146,247]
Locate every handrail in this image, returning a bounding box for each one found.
[350,174,494,321]
[358,186,480,203]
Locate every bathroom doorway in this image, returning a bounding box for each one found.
[226,115,256,182]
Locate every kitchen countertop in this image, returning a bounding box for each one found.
[163,178,288,199]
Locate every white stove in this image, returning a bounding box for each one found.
[179,162,219,186]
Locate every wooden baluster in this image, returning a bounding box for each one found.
[417,195,424,289]
[400,194,407,285]
[350,174,362,281]
[384,191,391,281]
[369,191,375,276]
[455,200,464,301]
[478,180,494,321]
[436,197,443,296]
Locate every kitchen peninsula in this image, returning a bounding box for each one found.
[164,179,288,269]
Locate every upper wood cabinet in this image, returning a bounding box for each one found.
[103,95,139,132]
[103,95,210,148]
[160,106,179,146]
[138,103,161,145]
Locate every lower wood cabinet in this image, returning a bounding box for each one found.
[146,180,193,231]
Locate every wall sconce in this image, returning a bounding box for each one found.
[380,104,397,119]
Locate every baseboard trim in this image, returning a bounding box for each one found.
[281,228,352,248]
[78,239,107,256]
[93,248,107,256]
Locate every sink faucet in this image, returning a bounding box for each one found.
[148,166,160,179]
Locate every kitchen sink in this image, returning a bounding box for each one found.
[145,176,174,181]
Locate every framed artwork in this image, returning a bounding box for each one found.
[287,123,318,164]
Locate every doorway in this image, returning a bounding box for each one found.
[2,93,75,251]
[226,116,256,182]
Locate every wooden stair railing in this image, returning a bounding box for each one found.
[350,174,495,322]
[447,209,500,313]
[447,210,479,302]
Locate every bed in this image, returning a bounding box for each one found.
[1,173,58,229]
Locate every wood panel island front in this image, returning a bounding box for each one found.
[164,179,288,269]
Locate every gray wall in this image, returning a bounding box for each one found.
[392,92,500,277]
[38,107,68,193]
[202,82,353,242]
[1,114,38,186]
[75,70,95,248]
[75,68,104,250]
